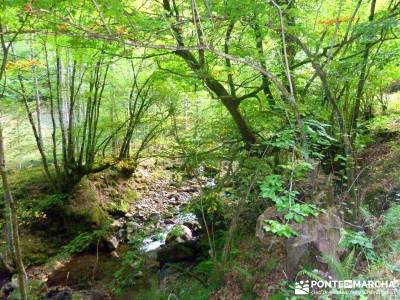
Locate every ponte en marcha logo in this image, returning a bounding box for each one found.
[294,279,399,295]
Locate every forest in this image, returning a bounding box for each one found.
[0,0,399,299]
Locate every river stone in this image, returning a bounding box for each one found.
[126,221,140,233]
[124,212,133,218]
[117,228,127,242]
[165,225,192,244]
[157,240,200,267]
[111,219,123,229]
[104,236,119,251]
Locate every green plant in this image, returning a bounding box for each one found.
[169,225,185,239]
[323,248,356,280]
[113,250,144,293]
[340,230,377,262]
[263,220,297,238]
[259,175,318,237]
[55,227,106,259]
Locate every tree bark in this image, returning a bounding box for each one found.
[351,0,377,141]
[0,117,28,300]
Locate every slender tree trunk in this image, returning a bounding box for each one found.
[0,116,28,300]
[30,34,43,143]
[351,0,377,141]
[252,21,275,106]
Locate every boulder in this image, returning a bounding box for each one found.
[165,225,192,244]
[255,207,279,243]
[285,207,345,278]
[157,240,200,267]
[66,177,110,228]
[183,220,201,235]
[104,235,119,251]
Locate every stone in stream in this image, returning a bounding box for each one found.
[133,212,145,221]
[104,235,119,251]
[165,225,192,244]
[110,251,119,259]
[117,228,127,242]
[111,219,123,229]
[124,212,133,218]
[164,219,175,225]
[183,220,201,235]
[126,221,140,233]
[157,240,200,267]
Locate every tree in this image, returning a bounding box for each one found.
[0,14,28,300]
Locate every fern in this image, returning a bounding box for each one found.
[322,248,355,280]
[297,269,326,282]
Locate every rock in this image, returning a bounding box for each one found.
[148,212,160,222]
[157,240,200,267]
[126,221,140,233]
[117,228,127,242]
[183,220,201,235]
[165,225,192,244]
[180,186,197,193]
[66,177,110,228]
[110,251,119,259]
[164,219,175,225]
[111,219,123,228]
[255,207,279,243]
[46,286,73,300]
[284,207,345,279]
[133,212,145,221]
[104,236,119,251]
[0,281,15,298]
[125,212,133,218]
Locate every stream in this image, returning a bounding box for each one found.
[0,169,214,299]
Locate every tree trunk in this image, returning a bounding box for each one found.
[0,116,28,300]
[351,0,377,141]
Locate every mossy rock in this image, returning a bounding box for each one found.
[104,186,138,216]
[65,176,110,228]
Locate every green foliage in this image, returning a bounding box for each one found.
[323,249,356,280]
[374,204,400,253]
[188,189,228,229]
[55,227,107,259]
[259,174,318,229]
[113,250,144,293]
[169,225,185,239]
[135,279,215,300]
[340,230,377,262]
[303,119,337,159]
[18,194,66,224]
[263,220,297,238]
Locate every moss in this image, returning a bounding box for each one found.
[104,186,138,216]
[65,176,110,228]
[123,187,138,203]
[18,232,61,265]
[169,225,185,239]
